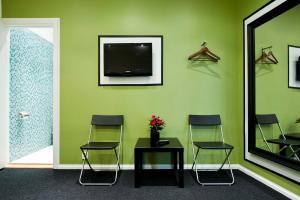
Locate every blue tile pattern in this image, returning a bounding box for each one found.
[9,28,53,162]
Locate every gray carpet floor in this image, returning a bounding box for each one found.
[0,169,290,200]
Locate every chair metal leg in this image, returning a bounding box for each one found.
[258,124,273,152]
[78,147,120,186]
[80,149,97,172]
[222,148,235,185]
[191,144,201,185]
[114,148,121,170]
[293,148,300,160]
[78,159,86,185]
[217,148,233,171]
[275,145,300,161]
[192,147,235,186]
[191,147,200,170]
[288,145,300,161]
[278,146,287,154]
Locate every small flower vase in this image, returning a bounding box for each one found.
[150,128,160,146]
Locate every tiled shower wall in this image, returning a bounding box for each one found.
[9,28,53,162]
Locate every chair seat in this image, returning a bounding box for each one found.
[80,142,119,150]
[267,139,300,146]
[193,142,233,149]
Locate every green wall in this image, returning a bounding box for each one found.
[2,0,240,165]
[2,0,300,196]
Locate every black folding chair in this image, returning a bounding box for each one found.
[256,114,300,161]
[188,115,235,186]
[79,115,124,186]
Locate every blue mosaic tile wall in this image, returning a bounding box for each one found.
[9,28,53,162]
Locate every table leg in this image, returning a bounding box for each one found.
[178,150,184,188]
[172,151,178,171]
[134,150,141,188]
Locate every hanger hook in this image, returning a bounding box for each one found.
[201,41,207,47]
[262,46,272,51]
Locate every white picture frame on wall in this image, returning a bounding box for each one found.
[288,45,300,89]
[98,35,163,86]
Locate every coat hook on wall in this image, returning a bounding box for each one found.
[188,41,220,62]
[255,46,278,64]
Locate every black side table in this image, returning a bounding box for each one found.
[134,137,184,188]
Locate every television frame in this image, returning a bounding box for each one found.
[98,35,163,86]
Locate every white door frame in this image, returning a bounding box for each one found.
[0,20,10,169]
[0,18,60,169]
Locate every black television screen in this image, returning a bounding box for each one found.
[104,43,152,76]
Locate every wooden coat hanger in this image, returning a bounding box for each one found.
[188,42,220,62]
[255,46,278,64]
[267,50,278,64]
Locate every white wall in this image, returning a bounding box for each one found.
[28,28,53,43]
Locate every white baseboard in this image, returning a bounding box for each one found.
[56,163,299,199]
[237,165,299,200]
[57,164,133,170]
[57,164,239,170]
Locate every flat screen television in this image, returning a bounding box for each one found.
[104,43,152,76]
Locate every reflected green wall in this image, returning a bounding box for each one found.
[255,6,300,147]
[255,6,300,152]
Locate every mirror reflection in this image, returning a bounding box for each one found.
[255,5,300,162]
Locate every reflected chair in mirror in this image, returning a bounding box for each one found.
[256,114,300,161]
[188,115,235,186]
[79,115,124,186]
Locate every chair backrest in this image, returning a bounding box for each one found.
[189,115,221,126]
[256,114,278,125]
[91,115,123,126]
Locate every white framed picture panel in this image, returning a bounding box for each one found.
[98,35,163,86]
[288,45,300,88]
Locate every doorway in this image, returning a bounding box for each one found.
[0,19,60,169]
[9,27,54,165]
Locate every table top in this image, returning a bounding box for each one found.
[285,133,300,139]
[135,138,183,149]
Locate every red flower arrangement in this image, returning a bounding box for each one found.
[149,115,166,131]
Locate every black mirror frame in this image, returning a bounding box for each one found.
[244,0,300,183]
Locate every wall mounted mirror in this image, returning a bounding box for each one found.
[244,0,300,183]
